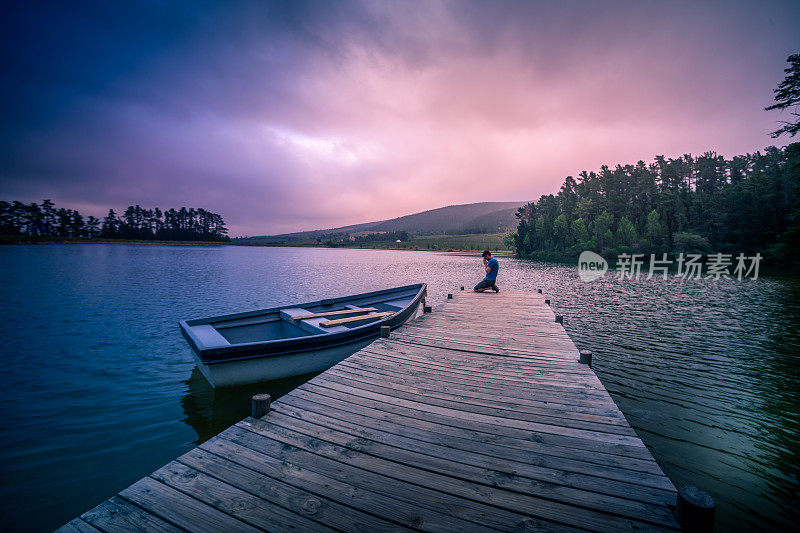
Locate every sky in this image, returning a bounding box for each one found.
[1,1,799,236]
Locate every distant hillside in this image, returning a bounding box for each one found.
[236,201,525,244]
[455,206,520,234]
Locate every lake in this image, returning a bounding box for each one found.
[0,244,798,531]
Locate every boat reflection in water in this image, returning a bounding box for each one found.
[180,367,320,444]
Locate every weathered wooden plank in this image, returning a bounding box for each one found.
[355,346,598,380]
[363,339,584,370]
[292,382,668,474]
[54,519,101,533]
[240,416,675,532]
[390,332,581,358]
[151,460,336,532]
[361,343,588,373]
[337,354,602,396]
[398,321,574,338]
[267,404,678,521]
[279,389,675,490]
[181,445,426,532]
[389,335,581,362]
[342,354,622,411]
[323,362,608,403]
[120,477,262,533]
[330,360,634,429]
[303,382,653,461]
[221,423,579,532]
[199,432,545,532]
[348,353,609,397]
[81,496,182,533]
[314,371,643,443]
[300,378,653,456]
[364,338,578,365]
[341,362,608,402]
[323,367,636,436]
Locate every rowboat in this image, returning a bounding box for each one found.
[179,283,427,387]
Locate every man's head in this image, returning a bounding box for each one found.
[482,250,492,259]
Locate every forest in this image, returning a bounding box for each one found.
[0,201,230,242]
[511,143,800,265]
[352,230,409,243]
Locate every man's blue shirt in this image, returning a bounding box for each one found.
[486,257,499,281]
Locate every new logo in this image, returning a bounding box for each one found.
[578,251,607,282]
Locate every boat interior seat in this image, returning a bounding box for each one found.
[191,324,232,348]
[376,298,410,310]
[279,308,350,334]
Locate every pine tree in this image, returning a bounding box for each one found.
[766,54,800,138]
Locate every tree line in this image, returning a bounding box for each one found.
[352,230,409,243]
[314,230,409,246]
[0,200,230,242]
[511,143,800,264]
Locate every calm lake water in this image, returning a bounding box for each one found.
[0,244,798,531]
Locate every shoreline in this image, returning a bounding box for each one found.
[1,237,515,254]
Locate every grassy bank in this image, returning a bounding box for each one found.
[403,233,509,251]
[274,233,512,252]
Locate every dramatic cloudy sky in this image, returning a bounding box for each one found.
[1,1,799,236]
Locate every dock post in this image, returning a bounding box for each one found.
[460,286,464,290]
[545,299,550,305]
[676,485,716,532]
[380,325,391,338]
[448,293,453,299]
[555,315,563,324]
[579,350,593,367]
[251,394,271,418]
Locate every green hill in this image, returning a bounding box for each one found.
[236,201,525,244]
[455,206,520,234]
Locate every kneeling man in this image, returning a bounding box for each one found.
[474,250,499,293]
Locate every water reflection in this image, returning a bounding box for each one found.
[745,276,800,530]
[180,367,321,444]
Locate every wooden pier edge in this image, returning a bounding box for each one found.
[58,291,687,532]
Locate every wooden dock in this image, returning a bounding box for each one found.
[59,291,680,532]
